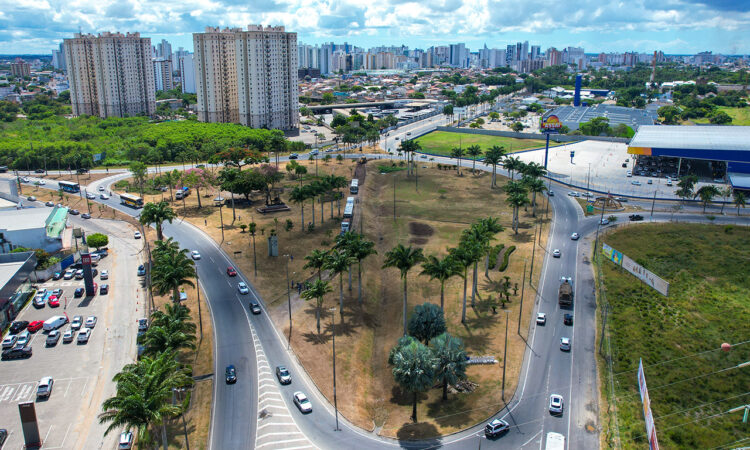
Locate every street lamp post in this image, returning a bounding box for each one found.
[501,311,509,401]
[285,254,293,347]
[329,307,340,431]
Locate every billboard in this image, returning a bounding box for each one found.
[541,114,563,131]
[622,255,669,296]
[602,243,623,265]
[638,359,659,450]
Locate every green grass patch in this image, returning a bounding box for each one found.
[377,164,408,174]
[599,223,750,449]
[414,131,548,157]
[498,245,515,272]
[692,106,750,126]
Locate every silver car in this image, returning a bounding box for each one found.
[238,282,249,295]
[293,391,312,413]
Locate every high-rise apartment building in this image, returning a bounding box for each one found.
[156,39,172,61]
[179,53,196,94]
[153,58,174,91]
[63,32,156,118]
[546,47,562,66]
[450,43,467,68]
[51,43,66,71]
[10,58,31,78]
[193,25,298,130]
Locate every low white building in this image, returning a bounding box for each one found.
[0,207,69,254]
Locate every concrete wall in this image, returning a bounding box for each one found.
[434,126,631,144]
[2,228,62,255]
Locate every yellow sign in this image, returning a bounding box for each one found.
[541,115,562,130]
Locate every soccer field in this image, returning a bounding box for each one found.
[414,131,550,157]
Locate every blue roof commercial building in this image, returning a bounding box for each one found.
[547,104,657,131]
[628,125,750,190]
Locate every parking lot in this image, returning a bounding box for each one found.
[0,219,144,449]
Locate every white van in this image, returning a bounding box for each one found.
[43,316,68,332]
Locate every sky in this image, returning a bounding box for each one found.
[2,0,750,55]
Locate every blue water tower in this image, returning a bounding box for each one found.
[574,74,582,107]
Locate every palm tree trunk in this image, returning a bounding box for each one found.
[339,274,344,319]
[300,203,305,233]
[471,261,478,307]
[316,306,321,334]
[402,278,408,336]
[357,262,363,305]
[348,266,352,292]
[320,196,324,223]
[196,187,202,208]
[412,391,418,422]
[472,158,476,174]
[311,197,315,226]
[461,268,468,323]
[439,282,445,311]
[532,192,537,217]
[485,254,489,277]
[161,422,168,450]
[156,224,163,241]
[442,376,448,401]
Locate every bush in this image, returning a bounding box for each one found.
[87,233,109,249]
[498,245,516,272]
[377,165,407,174]
[724,225,733,234]
[488,244,505,269]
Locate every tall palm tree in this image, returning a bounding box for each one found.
[301,279,332,334]
[734,191,746,216]
[345,235,377,305]
[289,185,308,233]
[382,244,426,335]
[334,231,359,291]
[695,185,721,213]
[141,304,197,356]
[324,249,354,319]
[304,249,329,280]
[430,332,467,401]
[503,156,523,180]
[720,186,733,213]
[151,248,196,303]
[450,147,464,176]
[139,201,177,241]
[476,217,504,276]
[459,229,487,308]
[507,193,530,234]
[465,145,483,174]
[524,176,547,217]
[484,146,506,188]
[448,244,476,324]
[522,161,547,179]
[420,254,463,311]
[99,351,193,450]
[390,336,436,423]
[153,237,180,260]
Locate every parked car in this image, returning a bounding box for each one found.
[191,250,201,260]
[75,269,84,279]
[9,321,28,334]
[0,428,6,446]
[118,431,134,449]
[631,180,642,186]
[629,214,644,221]
[138,319,149,332]
[225,365,237,384]
[33,295,46,308]
[46,330,61,346]
[77,328,91,344]
[62,328,75,343]
[100,284,109,294]
[52,288,63,297]
[560,337,571,351]
[74,287,85,298]
[276,366,292,385]
[549,394,564,415]
[238,282,249,295]
[564,314,573,325]
[226,266,237,277]
[293,391,312,413]
[137,265,146,276]
[2,335,17,349]
[85,316,97,328]
[52,271,63,280]
[100,270,109,280]
[484,418,510,438]
[27,321,44,332]
[250,300,261,315]
[63,269,76,280]
[71,315,83,330]
[2,345,32,360]
[536,313,546,325]
[47,295,60,307]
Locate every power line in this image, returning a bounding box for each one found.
[654,392,750,421]
[707,437,750,450]
[614,339,750,376]
[633,410,730,441]
[621,362,748,398]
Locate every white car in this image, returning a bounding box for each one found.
[552,249,561,258]
[77,328,91,343]
[118,431,134,449]
[600,218,610,226]
[549,394,564,414]
[100,269,109,280]
[86,192,96,199]
[85,316,97,328]
[567,191,580,197]
[100,193,110,200]
[62,328,75,343]
[98,186,105,192]
[2,335,17,349]
[560,337,571,351]
[134,231,142,239]
[63,269,76,280]
[191,250,201,260]
[570,233,579,240]
[238,282,249,295]
[536,313,546,325]
[631,180,642,186]
[293,391,312,413]
[37,377,54,398]
[37,179,46,185]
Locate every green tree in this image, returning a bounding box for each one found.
[448,244,477,324]
[676,175,698,202]
[523,176,547,217]
[465,145,483,174]
[304,249,329,280]
[407,302,446,344]
[382,244,426,335]
[450,147,464,176]
[301,279,332,334]
[139,201,177,241]
[289,186,309,233]
[430,332,468,400]
[420,254,463,311]
[390,336,436,423]
[99,351,193,450]
[483,145,506,188]
[324,249,354,319]
[344,234,377,305]
[709,110,732,124]
[87,233,109,250]
[140,304,197,356]
[502,156,523,180]
[151,245,196,303]
[129,161,148,197]
[511,122,524,132]
[695,185,721,213]
[733,191,746,215]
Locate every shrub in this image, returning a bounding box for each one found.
[498,245,516,272]
[724,225,733,234]
[488,244,505,269]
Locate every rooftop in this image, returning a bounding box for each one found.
[0,260,26,288]
[629,125,750,152]
[0,208,53,232]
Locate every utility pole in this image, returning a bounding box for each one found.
[501,311,509,401]
[599,304,608,356]
[594,191,609,257]
[285,254,293,347]
[393,173,396,221]
[195,269,203,339]
[650,190,657,218]
[518,260,526,335]
[218,201,225,242]
[330,307,340,431]
[529,221,538,283]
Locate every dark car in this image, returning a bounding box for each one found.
[137,265,146,276]
[69,209,80,215]
[52,271,63,280]
[226,365,237,384]
[250,301,262,315]
[2,345,32,360]
[77,168,89,174]
[288,153,299,159]
[81,213,91,219]
[0,428,7,446]
[34,168,45,173]
[484,418,510,438]
[45,201,55,207]
[275,366,292,385]
[629,214,644,221]
[100,284,109,294]
[564,314,573,325]
[9,321,29,334]
[74,287,85,298]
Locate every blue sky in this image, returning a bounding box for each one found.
[1,0,750,55]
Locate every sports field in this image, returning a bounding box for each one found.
[414,131,549,157]
[692,106,750,126]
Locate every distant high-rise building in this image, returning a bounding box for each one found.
[10,58,30,78]
[530,45,541,60]
[520,41,529,61]
[193,25,298,130]
[156,39,172,61]
[506,45,516,65]
[51,43,66,71]
[450,43,467,68]
[63,32,156,118]
[173,47,190,72]
[153,58,174,91]
[179,53,196,94]
[546,47,562,66]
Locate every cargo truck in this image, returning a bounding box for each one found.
[559,277,573,306]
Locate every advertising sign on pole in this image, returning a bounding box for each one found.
[602,243,623,265]
[622,255,670,296]
[541,114,563,131]
[638,359,660,450]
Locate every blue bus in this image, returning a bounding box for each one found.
[59,181,80,193]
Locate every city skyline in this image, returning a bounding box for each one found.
[2,0,750,55]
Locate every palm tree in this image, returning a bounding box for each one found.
[450,147,464,176]
[289,185,308,232]
[720,186,733,213]
[301,279,332,334]
[304,249,329,280]
[345,235,377,305]
[153,237,180,260]
[140,304,197,356]
[734,191,746,216]
[382,244,426,335]
[448,244,476,324]
[465,145,483,174]
[695,185,721,213]
[151,247,196,303]
[503,156,523,180]
[484,146,506,188]
[99,351,193,450]
[522,161,547,179]
[430,332,468,401]
[390,337,436,422]
[524,176,547,217]
[476,217,504,276]
[420,254,463,311]
[507,193,530,234]
[139,201,177,241]
[324,249,354,319]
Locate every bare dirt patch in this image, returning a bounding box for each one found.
[408,221,434,237]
